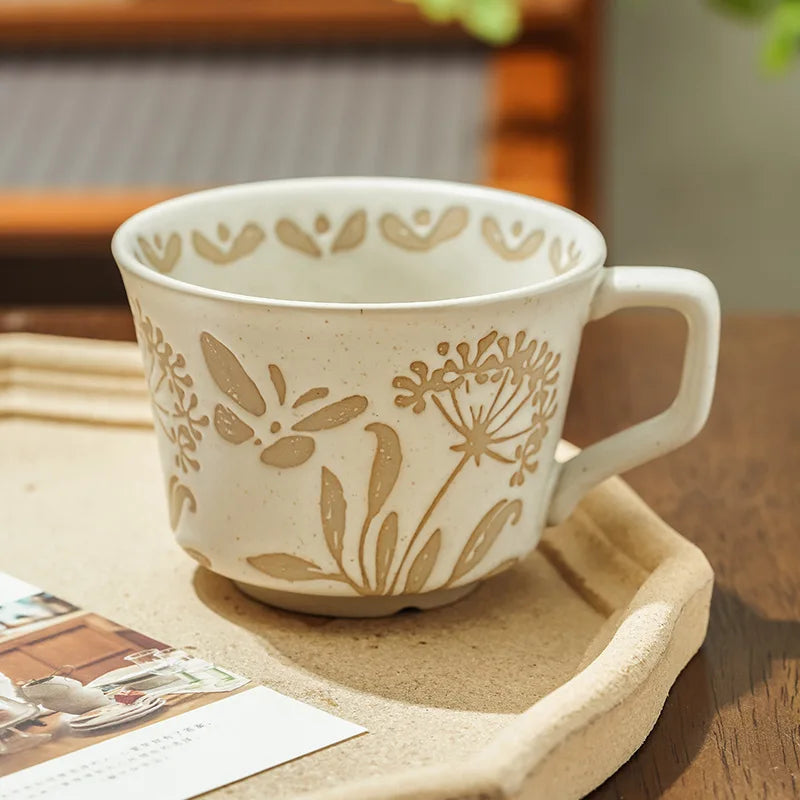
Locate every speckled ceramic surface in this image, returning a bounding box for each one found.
[112,178,720,616]
[0,333,714,800]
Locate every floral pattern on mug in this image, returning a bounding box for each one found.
[200,332,368,469]
[191,222,266,265]
[246,329,562,596]
[548,237,582,275]
[393,330,560,485]
[136,233,182,273]
[275,211,368,258]
[133,301,208,530]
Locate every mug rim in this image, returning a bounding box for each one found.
[112,177,607,312]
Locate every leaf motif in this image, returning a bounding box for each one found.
[213,404,254,444]
[191,231,225,264]
[227,222,266,260]
[428,206,469,247]
[331,209,367,253]
[379,206,468,252]
[364,423,402,522]
[138,233,181,273]
[275,219,322,258]
[375,512,398,594]
[561,241,581,272]
[200,332,266,416]
[404,529,441,594]
[247,553,342,582]
[476,330,498,358]
[549,237,564,273]
[513,229,546,260]
[167,475,196,531]
[260,436,315,468]
[480,216,505,255]
[379,214,426,250]
[269,364,286,405]
[449,499,523,584]
[320,467,347,560]
[193,223,265,265]
[293,387,329,408]
[292,395,368,432]
[481,217,544,261]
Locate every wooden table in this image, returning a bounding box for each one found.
[1,307,797,799]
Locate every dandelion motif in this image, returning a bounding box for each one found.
[393,330,560,481]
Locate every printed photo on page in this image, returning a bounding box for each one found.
[0,571,365,799]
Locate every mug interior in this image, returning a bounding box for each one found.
[114,178,605,305]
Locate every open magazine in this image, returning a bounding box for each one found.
[0,572,364,799]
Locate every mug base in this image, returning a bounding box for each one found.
[233,580,480,618]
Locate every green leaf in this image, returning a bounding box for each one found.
[710,0,778,19]
[463,0,521,45]
[418,0,460,23]
[762,2,800,72]
[410,0,521,45]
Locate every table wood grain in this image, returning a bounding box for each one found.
[1,307,797,799]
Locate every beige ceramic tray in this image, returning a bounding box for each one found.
[0,334,713,800]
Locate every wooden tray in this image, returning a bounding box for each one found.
[0,333,713,800]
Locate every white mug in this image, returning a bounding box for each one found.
[113,178,719,617]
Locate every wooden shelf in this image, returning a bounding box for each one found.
[486,49,572,206]
[0,191,184,254]
[0,0,583,47]
[0,44,577,253]
[0,2,600,303]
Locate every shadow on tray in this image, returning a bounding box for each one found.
[192,554,633,716]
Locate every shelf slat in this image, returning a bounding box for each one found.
[0,0,583,47]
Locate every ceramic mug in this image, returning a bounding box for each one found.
[113,178,719,617]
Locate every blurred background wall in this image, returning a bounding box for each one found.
[0,0,797,310]
[606,0,800,310]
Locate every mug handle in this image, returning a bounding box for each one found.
[546,266,720,525]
